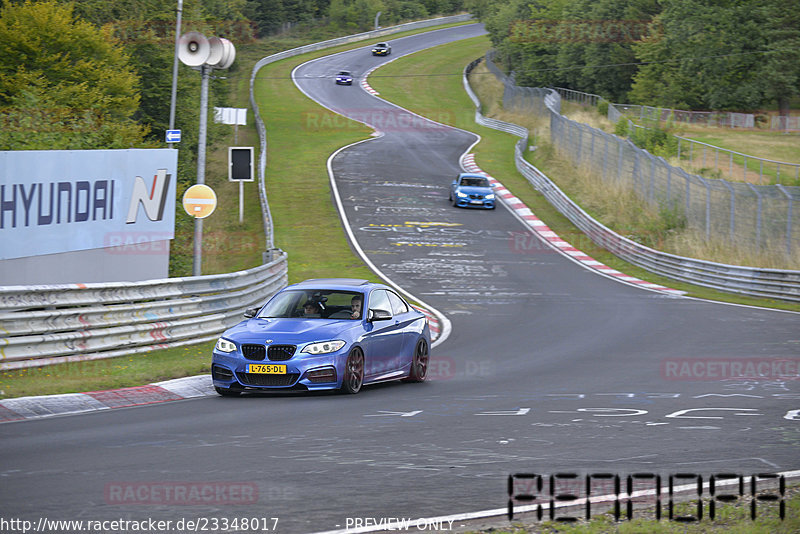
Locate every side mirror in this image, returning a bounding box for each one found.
[367,309,392,322]
[244,307,259,318]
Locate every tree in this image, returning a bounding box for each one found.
[328,0,385,31]
[0,0,148,149]
[759,0,800,120]
[629,0,776,111]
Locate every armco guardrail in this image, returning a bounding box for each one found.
[250,14,473,248]
[0,252,288,370]
[464,58,800,302]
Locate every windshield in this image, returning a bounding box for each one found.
[461,177,490,188]
[257,290,363,320]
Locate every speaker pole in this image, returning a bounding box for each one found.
[193,64,210,276]
[168,0,183,147]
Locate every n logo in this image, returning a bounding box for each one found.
[126,169,171,224]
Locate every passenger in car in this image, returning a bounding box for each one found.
[303,302,321,317]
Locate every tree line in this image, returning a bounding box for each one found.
[468,0,799,115]
[0,0,466,153]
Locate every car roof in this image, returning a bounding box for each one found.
[289,278,373,290]
[458,172,488,179]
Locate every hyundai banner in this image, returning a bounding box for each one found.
[0,149,178,260]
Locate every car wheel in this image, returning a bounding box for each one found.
[341,347,364,394]
[215,385,242,397]
[404,339,429,382]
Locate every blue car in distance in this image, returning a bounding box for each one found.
[212,279,431,395]
[335,70,353,85]
[449,173,496,209]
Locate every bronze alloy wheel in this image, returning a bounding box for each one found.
[341,347,364,394]
[405,339,429,382]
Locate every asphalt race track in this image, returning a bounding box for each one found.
[1,23,799,533]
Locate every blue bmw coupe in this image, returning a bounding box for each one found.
[212,279,431,395]
[449,173,496,209]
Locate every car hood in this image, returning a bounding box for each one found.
[222,318,356,343]
[456,185,493,195]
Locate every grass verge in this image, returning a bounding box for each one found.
[559,102,800,186]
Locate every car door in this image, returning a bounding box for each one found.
[361,289,405,380]
[388,290,420,370]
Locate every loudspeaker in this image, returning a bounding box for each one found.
[178,32,210,67]
[206,37,225,67]
[215,38,236,70]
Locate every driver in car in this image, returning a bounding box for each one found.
[350,296,362,319]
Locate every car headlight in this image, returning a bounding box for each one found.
[485,193,495,200]
[301,340,346,355]
[215,338,237,353]
[456,191,468,198]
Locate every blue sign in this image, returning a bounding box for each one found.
[165,129,182,143]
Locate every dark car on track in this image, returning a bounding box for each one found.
[371,42,391,56]
[449,173,496,209]
[335,70,353,85]
[211,279,431,395]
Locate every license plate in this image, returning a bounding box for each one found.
[248,364,286,374]
[470,200,483,204]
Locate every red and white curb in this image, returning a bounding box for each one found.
[0,375,215,423]
[360,64,382,95]
[462,154,685,296]
[412,305,441,341]
[360,76,379,96]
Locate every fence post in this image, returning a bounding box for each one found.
[722,180,736,242]
[747,183,763,250]
[744,155,748,181]
[685,170,691,220]
[729,152,734,181]
[667,165,672,203]
[777,185,794,257]
[650,156,656,202]
[703,177,711,241]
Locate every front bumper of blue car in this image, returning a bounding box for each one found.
[453,191,495,209]
[212,348,348,391]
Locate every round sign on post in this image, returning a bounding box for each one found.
[182,184,217,218]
